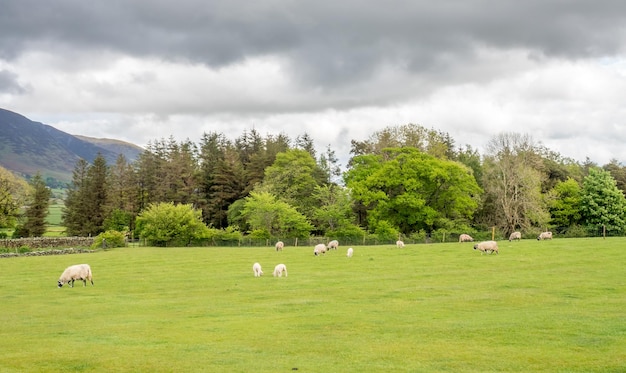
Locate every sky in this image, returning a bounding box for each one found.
[2,1,626,169]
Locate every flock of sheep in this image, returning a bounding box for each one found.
[56,231,554,287]
[460,230,553,255]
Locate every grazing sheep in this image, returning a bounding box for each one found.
[473,241,499,255]
[347,247,354,258]
[327,240,339,250]
[314,243,327,256]
[275,241,284,251]
[253,262,263,277]
[57,264,93,288]
[537,231,553,240]
[459,234,474,243]
[509,231,522,241]
[273,263,288,277]
[396,240,405,248]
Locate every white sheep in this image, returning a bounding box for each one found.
[347,247,353,258]
[537,231,553,240]
[253,262,263,277]
[396,240,405,248]
[327,240,339,250]
[314,243,327,256]
[459,234,474,243]
[273,263,288,277]
[275,241,284,251]
[473,241,499,255]
[57,264,93,288]
[509,231,522,241]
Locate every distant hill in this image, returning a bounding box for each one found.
[0,108,144,184]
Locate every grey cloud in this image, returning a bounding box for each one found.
[2,0,626,88]
[0,70,27,94]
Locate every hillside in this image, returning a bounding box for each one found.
[0,108,143,183]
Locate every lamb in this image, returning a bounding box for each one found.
[57,264,94,288]
[459,234,474,243]
[253,262,263,277]
[509,231,522,241]
[327,240,339,250]
[273,263,288,277]
[537,231,553,240]
[396,240,405,248]
[347,247,353,258]
[473,241,499,255]
[314,243,327,256]
[275,241,284,251]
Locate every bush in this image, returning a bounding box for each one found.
[91,230,127,250]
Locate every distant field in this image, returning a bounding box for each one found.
[0,238,623,372]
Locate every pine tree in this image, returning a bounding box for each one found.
[19,173,51,237]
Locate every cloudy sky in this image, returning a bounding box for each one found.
[2,1,626,168]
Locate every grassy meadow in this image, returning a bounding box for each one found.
[0,238,624,372]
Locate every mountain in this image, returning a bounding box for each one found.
[0,108,143,184]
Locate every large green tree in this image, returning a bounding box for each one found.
[548,178,582,232]
[580,167,626,235]
[345,147,481,234]
[257,149,327,218]
[62,154,108,236]
[18,173,51,237]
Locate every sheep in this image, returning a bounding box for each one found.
[396,240,405,248]
[314,243,327,256]
[253,262,263,277]
[509,231,522,241]
[459,234,474,243]
[327,240,339,250]
[537,231,553,240]
[57,264,93,288]
[273,263,288,277]
[275,241,284,251]
[347,247,353,258]
[473,241,499,255]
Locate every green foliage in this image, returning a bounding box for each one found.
[103,209,132,233]
[136,202,211,246]
[548,177,582,231]
[257,149,326,218]
[91,230,127,249]
[20,172,52,237]
[345,147,481,234]
[241,191,313,238]
[0,165,30,228]
[62,155,109,236]
[326,224,367,241]
[371,220,399,241]
[580,168,626,234]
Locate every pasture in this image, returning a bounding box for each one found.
[0,238,624,372]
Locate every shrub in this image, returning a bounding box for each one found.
[92,230,127,250]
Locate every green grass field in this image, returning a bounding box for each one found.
[0,238,624,372]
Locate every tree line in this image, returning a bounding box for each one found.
[3,123,626,244]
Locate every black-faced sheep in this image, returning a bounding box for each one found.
[314,243,327,256]
[57,264,93,288]
[253,262,263,277]
[396,240,405,248]
[509,231,522,241]
[273,263,288,277]
[275,241,284,251]
[473,241,499,255]
[459,234,474,243]
[537,231,553,240]
[347,247,353,258]
[327,240,339,250]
